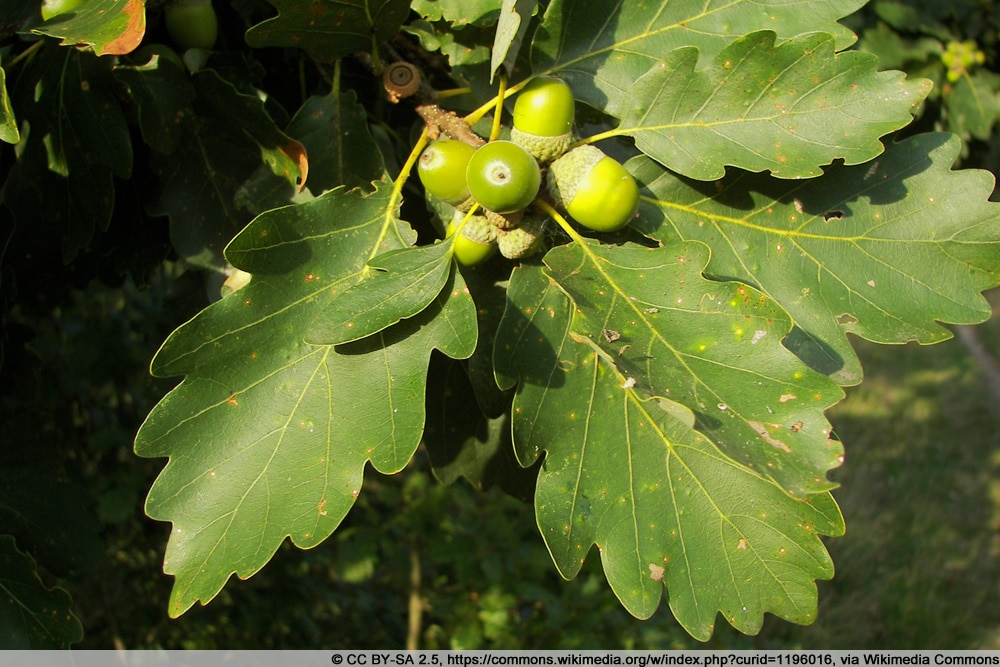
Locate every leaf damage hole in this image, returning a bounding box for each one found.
[823,210,844,221]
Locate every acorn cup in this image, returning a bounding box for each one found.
[498,214,547,260]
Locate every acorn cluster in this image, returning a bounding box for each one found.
[417,77,640,266]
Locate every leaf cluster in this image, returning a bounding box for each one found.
[1,0,999,645]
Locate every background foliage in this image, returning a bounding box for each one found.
[1,0,999,649]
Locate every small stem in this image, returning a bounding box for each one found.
[575,127,624,147]
[536,199,585,245]
[436,87,472,100]
[489,73,508,141]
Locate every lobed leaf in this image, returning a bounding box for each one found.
[632,132,1000,385]
[246,0,411,62]
[494,264,843,638]
[135,181,478,617]
[529,0,867,117]
[620,31,931,180]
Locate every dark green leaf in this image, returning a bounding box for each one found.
[3,45,130,261]
[632,132,1000,386]
[135,180,478,617]
[491,0,536,81]
[412,0,502,27]
[285,89,386,196]
[0,536,83,649]
[306,240,456,345]
[246,0,411,62]
[620,31,930,180]
[944,70,1000,141]
[113,54,196,155]
[146,68,306,271]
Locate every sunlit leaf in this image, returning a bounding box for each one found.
[494,263,843,638]
[619,31,930,180]
[632,132,1000,385]
[529,0,867,116]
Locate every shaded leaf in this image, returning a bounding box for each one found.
[493,263,843,637]
[424,355,535,502]
[3,45,130,261]
[285,89,386,197]
[620,31,930,180]
[246,0,411,62]
[491,0,535,82]
[0,536,83,649]
[32,0,145,56]
[135,181,478,617]
[631,132,1000,386]
[529,0,867,117]
[306,240,456,345]
[0,64,18,144]
[113,54,196,155]
[146,68,306,271]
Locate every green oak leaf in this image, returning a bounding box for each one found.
[631,132,1000,386]
[543,240,845,497]
[305,240,456,345]
[494,264,843,637]
[145,68,307,271]
[528,0,867,117]
[32,0,145,56]
[246,0,411,62]
[113,54,196,155]
[0,536,83,649]
[618,31,931,180]
[491,0,536,82]
[134,180,478,617]
[285,89,386,197]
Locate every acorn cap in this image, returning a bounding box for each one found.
[546,144,606,211]
[510,127,573,163]
[498,214,546,259]
[451,210,498,245]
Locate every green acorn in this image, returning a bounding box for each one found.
[546,144,639,233]
[448,210,498,266]
[497,214,546,259]
[510,76,575,163]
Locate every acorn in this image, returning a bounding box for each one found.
[510,76,575,163]
[497,214,546,259]
[418,139,477,207]
[546,145,639,232]
[466,140,541,214]
[448,210,498,266]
